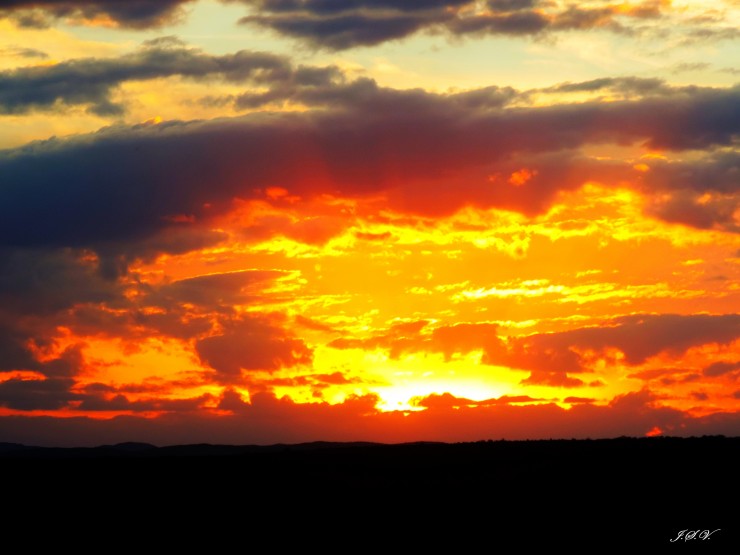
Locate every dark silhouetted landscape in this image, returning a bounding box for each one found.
[3,435,737,548]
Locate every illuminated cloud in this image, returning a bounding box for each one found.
[0,80,737,268]
[0,0,738,446]
[329,314,740,387]
[1,388,739,446]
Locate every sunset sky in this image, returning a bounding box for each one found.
[0,0,739,446]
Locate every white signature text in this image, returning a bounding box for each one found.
[670,529,721,542]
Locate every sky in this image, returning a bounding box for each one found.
[0,0,739,446]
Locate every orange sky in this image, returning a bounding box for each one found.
[0,0,738,445]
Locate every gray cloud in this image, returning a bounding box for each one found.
[0,0,194,29]
[237,0,670,50]
[542,76,670,96]
[0,247,119,314]
[0,42,290,115]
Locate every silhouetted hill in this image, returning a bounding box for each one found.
[2,436,736,548]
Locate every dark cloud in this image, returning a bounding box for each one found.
[446,10,549,36]
[635,151,740,232]
[543,76,670,97]
[0,320,45,372]
[0,0,722,52]
[487,0,539,11]
[628,367,697,381]
[703,360,740,377]
[243,0,472,14]
[0,0,194,29]
[236,0,473,50]
[640,151,740,195]
[0,248,119,314]
[0,43,290,115]
[496,314,740,373]
[77,392,212,412]
[237,0,670,50]
[644,189,740,232]
[563,396,595,403]
[240,11,450,50]
[196,314,312,379]
[2,388,739,446]
[0,377,80,410]
[414,392,547,409]
[0,374,211,411]
[149,269,287,312]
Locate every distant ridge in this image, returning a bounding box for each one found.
[0,435,735,458]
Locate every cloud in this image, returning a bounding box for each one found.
[330,314,740,386]
[0,45,49,59]
[0,316,86,377]
[670,62,711,74]
[0,0,194,29]
[703,360,740,377]
[0,0,726,52]
[1,80,735,259]
[0,42,290,115]
[149,269,288,312]
[237,0,671,50]
[0,377,80,410]
[563,396,596,404]
[195,314,312,380]
[644,190,739,232]
[487,0,539,11]
[496,314,740,373]
[2,387,739,446]
[77,392,212,412]
[0,373,212,411]
[413,392,547,408]
[541,76,670,97]
[240,10,450,51]
[0,247,120,314]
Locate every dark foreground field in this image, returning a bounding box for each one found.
[3,436,737,548]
